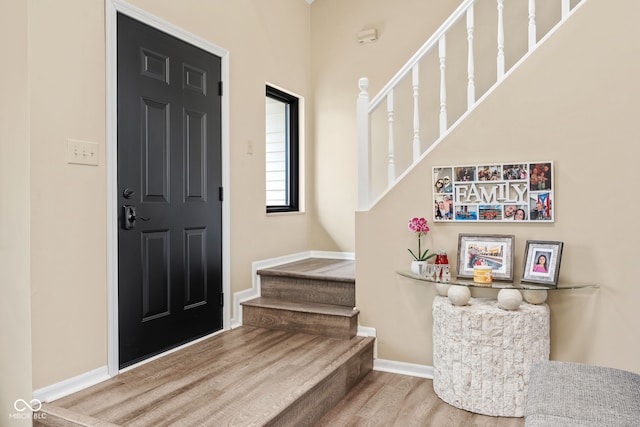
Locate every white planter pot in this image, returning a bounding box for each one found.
[410,260,427,275]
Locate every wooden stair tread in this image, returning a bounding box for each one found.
[37,404,120,427]
[258,258,355,283]
[37,327,374,427]
[242,297,359,318]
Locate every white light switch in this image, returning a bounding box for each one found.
[66,139,99,166]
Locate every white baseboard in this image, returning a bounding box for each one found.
[374,358,434,379]
[33,366,110,403]
[359,325,433,379]
[357,325,376,337]
[230,251,355,327]
[308,250,355,260]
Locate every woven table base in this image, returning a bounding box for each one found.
[432,296,550,417]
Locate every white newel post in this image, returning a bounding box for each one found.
[357,77,371,210]
[466,4,475,108]
[387,90,395,185]
[412,64,420,162]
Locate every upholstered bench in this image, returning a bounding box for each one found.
[524,361,640,427]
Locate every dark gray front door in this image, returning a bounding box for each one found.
[117,13,223,368]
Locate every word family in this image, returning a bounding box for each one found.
[454,182,528,205]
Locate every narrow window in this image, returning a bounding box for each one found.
[265,86,299,213]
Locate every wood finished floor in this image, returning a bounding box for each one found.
[38,326,372,427]
[38,260,523,426]
[38,326,523,427]
[316,370,524,427]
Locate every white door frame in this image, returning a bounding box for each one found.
[106,0,231,376]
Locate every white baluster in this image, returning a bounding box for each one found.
[466,4,475,108]
[439,36,447,135]
[387,90,395,185]
[528,0,536,50]
[497,0,505,79]
[357,77,370,210]
[561,0,570,20]
[412,64,420,162]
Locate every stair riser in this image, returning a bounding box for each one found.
[267,339,374,427]
[260,275,355,307]
[243,305,357,339]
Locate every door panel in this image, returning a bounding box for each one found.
[185,109,206,200]
[141,98,169,201]
[117,13,223,368]
[141,231,170,321]
[184,228,207,309]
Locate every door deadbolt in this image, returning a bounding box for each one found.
[122,188,135,199]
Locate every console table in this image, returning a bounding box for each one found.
[397,271,598,417]
[432,296,549,417]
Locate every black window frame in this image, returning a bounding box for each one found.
[266,85,299,213]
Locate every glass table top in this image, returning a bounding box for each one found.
[397,270,599,291]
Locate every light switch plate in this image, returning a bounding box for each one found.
[67,139,99,166]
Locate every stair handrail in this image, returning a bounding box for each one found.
[357,0,580,211]
[368,0,475,113]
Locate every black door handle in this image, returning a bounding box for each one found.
[122,205,150,230]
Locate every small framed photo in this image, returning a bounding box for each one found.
[522,240,563,287]
[456,234,515,281]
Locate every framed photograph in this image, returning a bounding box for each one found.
[456,234,515,281]
[432,161,554,222]
[522,240,563,287]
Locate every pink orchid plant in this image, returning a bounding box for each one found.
[408,217,436,261]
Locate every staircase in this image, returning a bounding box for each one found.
[241,258,359,339]
[36,259,373,427]
[242,258,373,425]
[239,257,374,426]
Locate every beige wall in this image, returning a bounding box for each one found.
[28,0,314,390]
[29,0,108,391]
[13,0,640,400]
[353,0,640,372]
[310,0,462,251]
[1,2,33,424]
